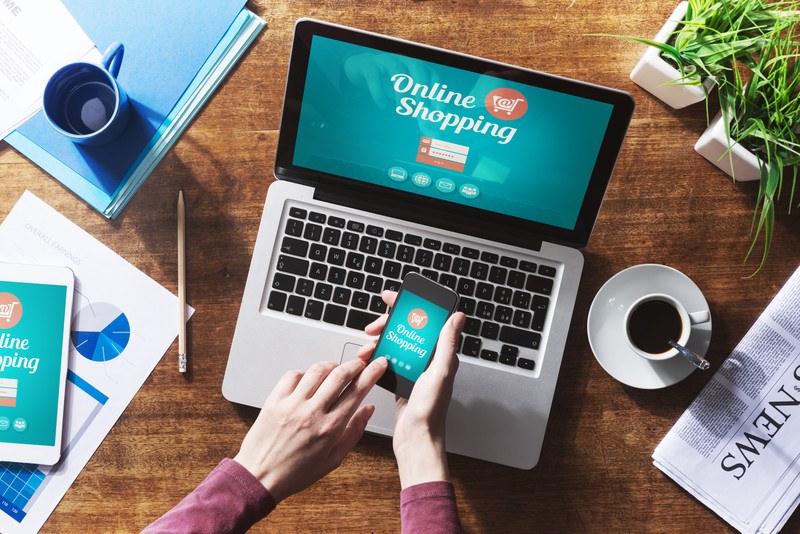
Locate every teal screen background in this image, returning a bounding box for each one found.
[293,36,614,230]
[0,281,67,447]
[372,290,450,382]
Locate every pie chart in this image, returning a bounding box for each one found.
[71,302,131,362]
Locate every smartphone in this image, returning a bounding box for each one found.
[371,273,459,399]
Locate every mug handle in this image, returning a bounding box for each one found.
[102,42,124,78]
[689,310,710,325]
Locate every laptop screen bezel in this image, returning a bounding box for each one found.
[274,19,635,249]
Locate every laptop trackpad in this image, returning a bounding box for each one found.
[340,342,364,364]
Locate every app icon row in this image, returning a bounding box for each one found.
[388,166,480,199]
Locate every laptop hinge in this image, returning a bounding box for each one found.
[312,186,544,252]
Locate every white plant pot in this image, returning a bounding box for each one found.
[629,1,715,109]
[694,112,762,182]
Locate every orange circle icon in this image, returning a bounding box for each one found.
[0,293,23,329]
[407,308,429,329]
[485,88,528,120]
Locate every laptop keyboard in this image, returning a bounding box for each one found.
[266,204,558,374]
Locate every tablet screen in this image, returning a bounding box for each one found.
[0,281,68,447]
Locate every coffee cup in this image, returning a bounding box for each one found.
[624,293,710,362]
[43,42,129,146]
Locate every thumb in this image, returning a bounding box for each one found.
[429,312,464,378]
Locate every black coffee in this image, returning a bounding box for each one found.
[64,81,116,134]
[628,299,683,354]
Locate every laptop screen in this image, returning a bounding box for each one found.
[292,35,614,231]
[277,21,634,249]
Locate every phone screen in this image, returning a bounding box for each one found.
[372,288,451,382]
[0,281,68,446]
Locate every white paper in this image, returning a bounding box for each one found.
[653,266,800,534]
[0,191,192,533]
[0,0,95,139]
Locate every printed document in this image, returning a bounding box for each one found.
[0,0,95,139]
[653,266,800,534]
[0,191,191,533]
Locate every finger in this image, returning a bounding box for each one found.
[292,361,339,399]
[327,404,375,466]
[266,369,304,402]
[364,314,388,336]
[355,341,377,362]
[428,312,465,380]
[381,290,398,308]
[330,357,388,413]
[313,358,368,407]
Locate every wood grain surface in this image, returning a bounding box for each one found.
[2,1,799,532]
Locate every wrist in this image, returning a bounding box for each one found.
[394,440,449,490]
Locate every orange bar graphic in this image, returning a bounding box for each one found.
[416,153,465,172]
[0,397,16,407]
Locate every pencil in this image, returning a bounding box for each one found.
[178,190,187,373]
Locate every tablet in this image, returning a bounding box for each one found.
[0,263,74,465]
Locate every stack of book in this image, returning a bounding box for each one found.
[6,0,265,218]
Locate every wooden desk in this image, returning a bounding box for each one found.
[2,1,799,531]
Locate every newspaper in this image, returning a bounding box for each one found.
[653,265,800,533]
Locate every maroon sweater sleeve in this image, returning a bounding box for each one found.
[142,458,275,534]
[400,481,463,534]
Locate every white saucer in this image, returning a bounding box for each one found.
[587,264,712,389]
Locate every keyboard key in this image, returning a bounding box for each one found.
[347,220,365,232]
[289,207,307,219]
[328,216,345,228]
[386,229,403,241]
[309,262,327,280]
[342,232,359,250]
[464,317,481,335]
[309,211,326,223]
[470,262,488,280]
[513,310,532,329]
[518,358,536,370]
[480,349,499,362]
[328,267,346,285]
[327,248,346,266]
[520,260,537,273]
[333,287,351,305]
[309,244,327,261]
[499,326,541,350]
[378,240,397,258]
[281,236,309,257]
[383,265,402,283]
[414,249,433,267]
[285,219,303,237]
[365,256,383,274]
[476,301,494,320]
[532,295,549,331]
[443,242,461,254]
[475,282,493,301]
[500,256,519,268]
[439,273,457,290]
[421,269,438,282]
[501,345,519,358]
[423,238,441,250]
[359,236,378,254]
[323,304,347,325]
[346,252,365,270]
[526,275,553,296]
[272,272,296,293]
[513,290,531,308]
[303,223,322,241]
[304,300,323,320]
[346,271,365,289]
[351,291,369,309]
[397,245,415,263]
[384,279,401,292]
[402,265,421,278]
[457,278,475,296]
[452,258,470,276]
[494,286,513,305]
[508,270,526,288]
[433,253,452,271]
[322,228,341,246]
[457,334,463,353]
[286,295,305,316]
[296,278,314,296]
[267,290,287,311]
[489,266,507,284]
[370,295,388,313]
[365,275,383,293]
[461,336,481,357]
[314,283,333,301]
[458,297,476,315]
[499,351,517,366]
[481,321,499,340]
[494,306,513,323]
[347,309,380,331]
[538,264,557,277]
[481,251,499,264]
[366,225,384,237]
[404,234,422,246]
[277,255,309,277]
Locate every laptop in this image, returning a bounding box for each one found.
[223,19,634,469]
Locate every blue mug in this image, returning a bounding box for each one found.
[43,42,129,146]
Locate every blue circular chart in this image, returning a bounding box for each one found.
[71,302,130,362]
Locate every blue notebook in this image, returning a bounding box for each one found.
[6,0,257,217]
